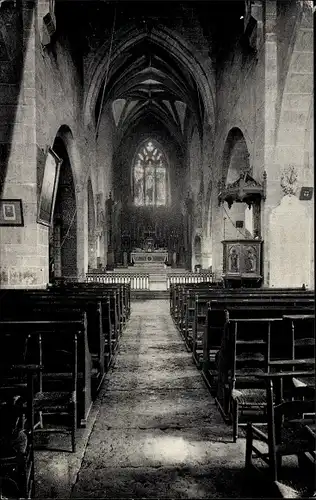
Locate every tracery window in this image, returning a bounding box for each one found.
[133,140,167,206]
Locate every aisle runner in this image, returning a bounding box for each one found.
[71,300,257,498]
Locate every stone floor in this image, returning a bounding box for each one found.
[34,300,281,498]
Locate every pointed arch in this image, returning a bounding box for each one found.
[222,127,251,184]
[50,132,78,280]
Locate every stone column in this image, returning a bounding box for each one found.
[210,193,225,282]
[262,1,314,287]
[201,235,212,270]
[76,185,88,280]
[257,0,278,286]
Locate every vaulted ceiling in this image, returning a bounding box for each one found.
[56,1,245,141]
[104,38,198,139]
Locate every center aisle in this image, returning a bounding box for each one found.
[71,300,252,498]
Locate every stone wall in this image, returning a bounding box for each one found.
[263,0,313,287]
[0,2,23,197]
[34,4,85,282]
[0,1,102,286]
[210,31,259,277]
[0,2,43,287]
[208,0,313,287]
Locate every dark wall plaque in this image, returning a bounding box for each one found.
[299,187,313,201]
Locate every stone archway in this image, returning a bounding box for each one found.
[49,136,77,281]
[211,127,255,279]
[221,128,254,241]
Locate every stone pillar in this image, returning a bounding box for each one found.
[211,197,225,281]
[262,1,314,286]
[268,195,312,287]
[259,0,278,286]
[76,185,88,280]
[201,235,212,270]
[96,192,105,268]
[0,1,49,288]
[0,2,22,196]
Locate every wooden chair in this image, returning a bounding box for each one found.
[245,367,315,495]
[227,318,281,442]
[0,365,38,499]
[31,328,78,453]
[202,309,227,395]
[282,315,315,393]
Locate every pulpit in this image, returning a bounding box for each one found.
[218,169,266,287]
[222,239,263,288]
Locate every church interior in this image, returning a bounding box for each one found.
[0,0,314,498]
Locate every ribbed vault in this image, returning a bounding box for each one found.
[85,23,215,139]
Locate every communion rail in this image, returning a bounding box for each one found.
[167,272,214,288]
[86,271,214,290]
[86,272,150,290]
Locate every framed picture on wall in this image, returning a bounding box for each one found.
[0,199,24,226]
[37,147,62,227]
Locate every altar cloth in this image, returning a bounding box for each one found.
[131,251,168,264]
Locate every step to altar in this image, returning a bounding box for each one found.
[149,273,167,291]
[131,290,170,300]
[112,266,188,274]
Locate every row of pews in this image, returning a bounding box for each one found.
[0,280,130,499]
[170,282,315,496]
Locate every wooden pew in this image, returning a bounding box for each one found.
[200,300,314,364]
[60,287,121,357]
[0,283,127,380]
[47,283,123,340]
[0,280,130,401]
[0,293,108,396]
[175,287,314,351]
[0,316,92,429]
[171,283,218,340]
[170,283,312,323]
[191,295,314,368]
[170,281,223,324]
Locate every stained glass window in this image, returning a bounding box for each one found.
[133,140,167,206]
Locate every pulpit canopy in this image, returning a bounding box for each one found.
[218,171,266,209]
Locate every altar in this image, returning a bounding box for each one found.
[131,238,168,265]
[131,251,168,265]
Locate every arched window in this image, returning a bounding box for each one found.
[133,140,168,206]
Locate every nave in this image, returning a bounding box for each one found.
[0,278,314,499]
[27,298,312,500]
[39,300,256,499]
